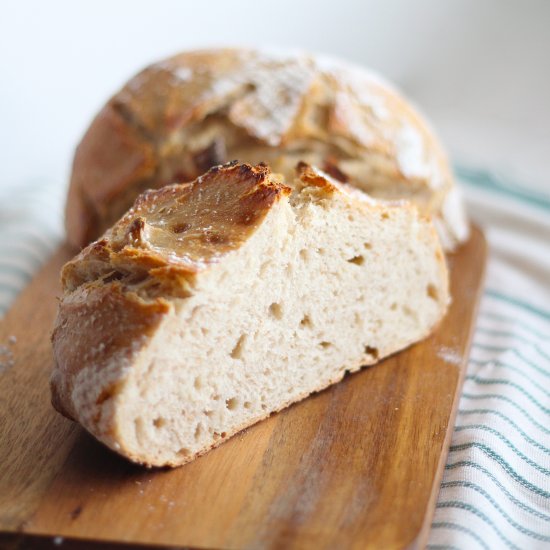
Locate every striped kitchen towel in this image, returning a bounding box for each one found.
[1,169,549,548]
[0,178,64,312]
[429,168,550,550]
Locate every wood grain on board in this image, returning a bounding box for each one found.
[0,225,487,550]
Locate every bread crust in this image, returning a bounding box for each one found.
[62,162,290,299]
[66,48,466,249]
[67,105,158,246]
[51,285,169,424]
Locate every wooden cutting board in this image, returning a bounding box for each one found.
[0,225,486,550]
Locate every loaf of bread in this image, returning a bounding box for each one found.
[52,162,449,467]
[66,48,468,251]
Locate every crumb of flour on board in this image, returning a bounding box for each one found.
[0,340,15,373]
[437,346,462,366]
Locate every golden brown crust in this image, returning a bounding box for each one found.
[113,53,247,137]
[66,48,459,249]
[296,161,351,196]
[51,285,169,422]
[62,162,289,299]
[66,106,158,247]
[295,162,384,207]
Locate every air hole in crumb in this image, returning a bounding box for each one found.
[153,417,166,429]
[319,341,332,349]
[221,432,227,438]
[403,305,415,318]
[200,326,209,336]
[194,376,203,390]
[212,394,221,401]
[204,410,213,417]
[269,302,283,320]
[261,404,267,411]
[226,397,239,410]
[299,249,309,261]
[300,314,312,328]
[347,255,364,266]
[263,368,272,376]
[318,247,326,255]
[348,214,355,222]
[364,242,372,250]
[230,334,247,359]
[194,424,202,440]
[381,212,389,220]
[213,432,220,440]
[260,261,271,277]
[427,284,439,301]
[364,346,379,360]
[244,401,252,409]
[390,303,397,311]
[178,447,191,457]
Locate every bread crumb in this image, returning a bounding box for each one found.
[8,335,16,345]
[0,345,15,374]
[437,346,462,366]
[53,536,64,545]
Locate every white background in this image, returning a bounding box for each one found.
[1,0,548,193]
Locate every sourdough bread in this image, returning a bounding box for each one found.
[52,162,449,467]
[66,48,468,250]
